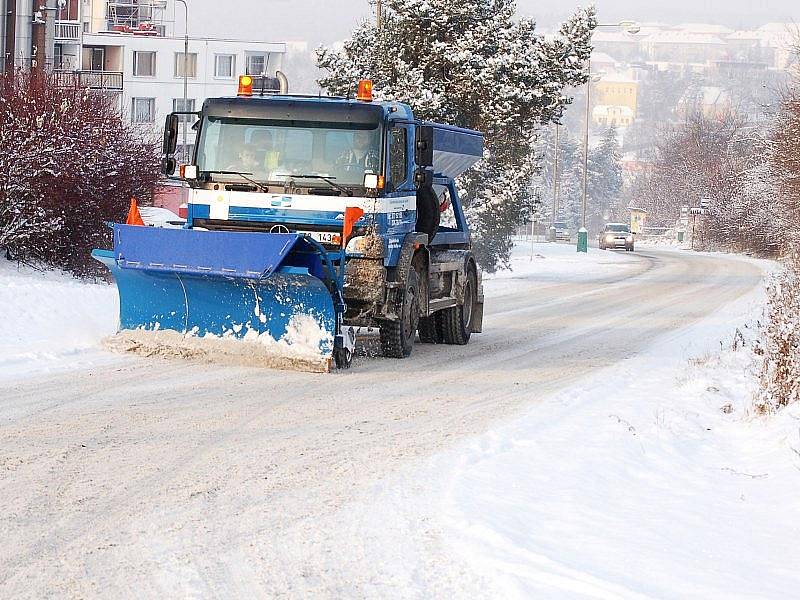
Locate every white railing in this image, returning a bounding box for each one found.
[55,22,81,41]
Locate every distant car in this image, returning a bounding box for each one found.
[599,223,635,251]
[553,221,571,241]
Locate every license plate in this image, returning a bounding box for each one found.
[301,231,341,245]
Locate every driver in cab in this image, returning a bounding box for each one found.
[337,130,379,175]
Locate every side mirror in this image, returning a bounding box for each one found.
[161,156,176,176]
[162,113,179,156]
[415,125,434,167]
[414,166,433,188]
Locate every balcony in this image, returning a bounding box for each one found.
[55,22,81,41]
[53,70,124,92]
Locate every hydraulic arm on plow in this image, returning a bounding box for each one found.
[94,78,485,371]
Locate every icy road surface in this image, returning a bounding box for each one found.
[0,246,764,597]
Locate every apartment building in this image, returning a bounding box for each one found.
[82,29,285,155]
[4,1,285,156]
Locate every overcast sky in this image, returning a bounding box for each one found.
[183,1,798,46]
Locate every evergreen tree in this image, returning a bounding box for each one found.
[316,0,595,270]
[587,126,623,228]
[539,126,582,227]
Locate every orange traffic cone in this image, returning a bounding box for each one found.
[126,197,145,226]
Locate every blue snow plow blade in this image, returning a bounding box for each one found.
[92,225,336,356]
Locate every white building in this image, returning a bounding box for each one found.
[81,31,285,155]
[49,1,285,156]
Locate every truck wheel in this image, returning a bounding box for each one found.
[418,312,443,343]
[441,265,477,345]
[380,267,420,358]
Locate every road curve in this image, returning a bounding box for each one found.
[0,248,763,598]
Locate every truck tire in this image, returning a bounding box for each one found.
[418,312,443,343]
[380,267,420,358]
[441,265,477,345]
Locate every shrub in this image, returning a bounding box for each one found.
[757,252,800,412]
[0,71,160,276]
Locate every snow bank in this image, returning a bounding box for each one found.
[0,261,118,381]
[436,259,800,598]
[484,241,635,298]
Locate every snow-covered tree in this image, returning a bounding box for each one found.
[538,126,588,231]
[0,71,160,276]
[587,126,623,227]
[316,0,596,270]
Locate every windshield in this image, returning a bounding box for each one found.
[195,117,383,187]
[606,224,630,232]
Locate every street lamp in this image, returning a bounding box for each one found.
[577,20,640,253]
[175,0,189,165]
[549,122,559,242]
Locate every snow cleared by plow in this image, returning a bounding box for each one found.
[104,314,333,373]
[0,261,119,381]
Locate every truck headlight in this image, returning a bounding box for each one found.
[605,235,614,243]
[346,235,366,255]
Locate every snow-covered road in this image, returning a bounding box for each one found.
[0,246,767,597]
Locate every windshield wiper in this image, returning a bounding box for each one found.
[277,174,354,197]
[200,170,268,193]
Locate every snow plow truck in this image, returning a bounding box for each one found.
[93,77,484,372]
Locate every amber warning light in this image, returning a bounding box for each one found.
[238,75,254,96]
[357,79,373,102]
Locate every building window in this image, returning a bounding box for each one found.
[57,0,79,21]
[246,54,267,76]
[215,54,235,78]
[54,44,64,70]
[172,98,196,121]
[175,52,197,78]
[131,97,155,123]
[133,51,156,77]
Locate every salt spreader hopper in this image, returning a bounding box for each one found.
[94,77,485,371]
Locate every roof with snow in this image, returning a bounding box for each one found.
[597,72,638,84]
[591,52,618,66]
[678,86,731,107]
[644,31,727,46]
[676,23,734,35]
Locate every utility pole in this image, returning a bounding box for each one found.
[577,56,591,253]
[376,0,382,30]
[176,0,188,164]
[550,123,559,241]
[576,21,640,255]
